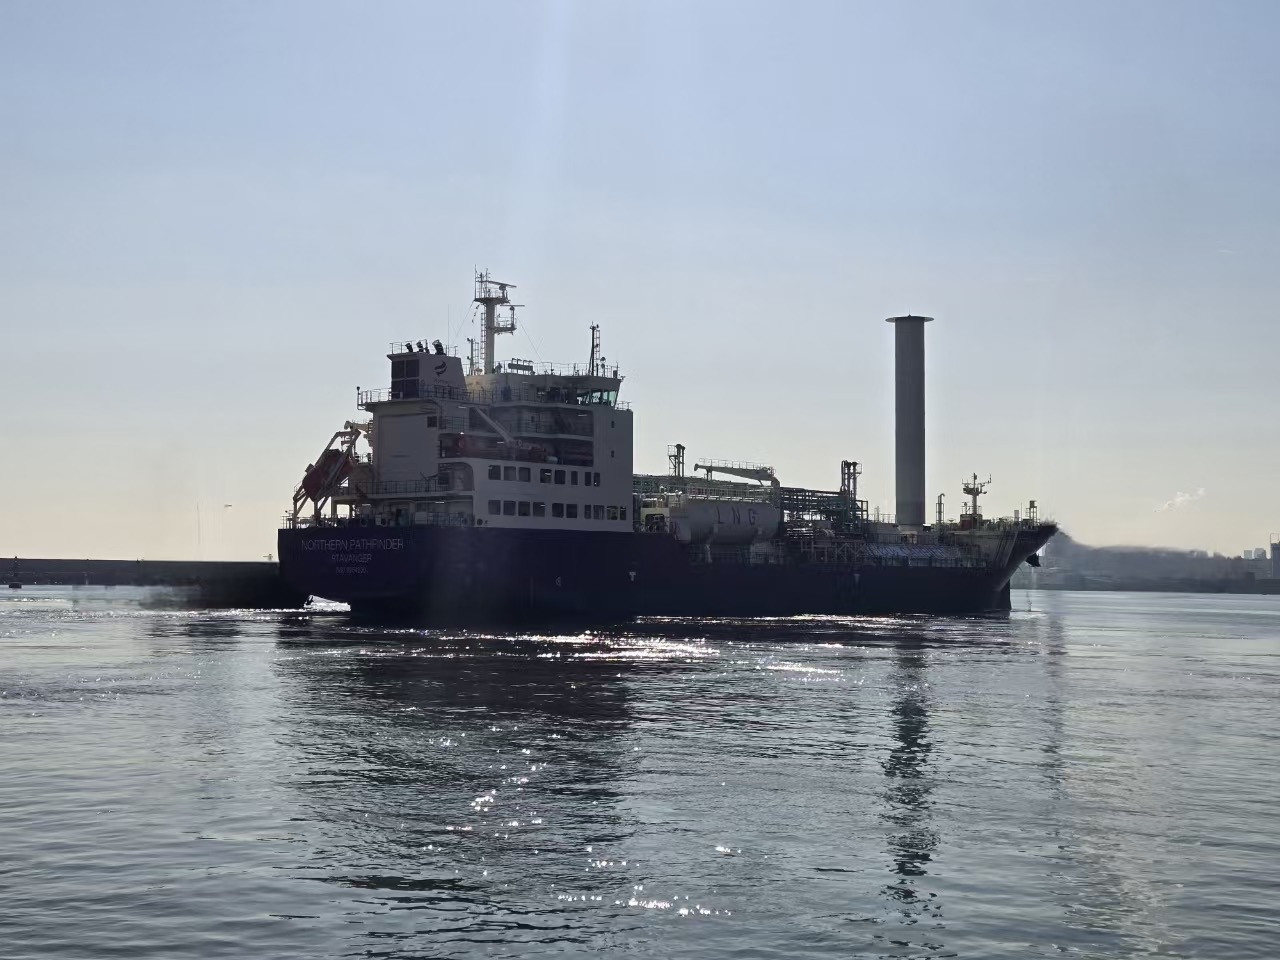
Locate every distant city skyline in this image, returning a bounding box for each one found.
[3,1,1279,558]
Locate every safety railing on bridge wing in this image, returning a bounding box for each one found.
[359,381,629,410]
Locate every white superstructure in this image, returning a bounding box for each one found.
[289,271,634,532]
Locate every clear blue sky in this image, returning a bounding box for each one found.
[3,0,1278,558]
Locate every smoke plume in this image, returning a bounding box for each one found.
[1155,488,1206,512]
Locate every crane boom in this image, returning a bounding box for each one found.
[694,462,780,488]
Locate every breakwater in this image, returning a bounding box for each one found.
[5,557,307,609]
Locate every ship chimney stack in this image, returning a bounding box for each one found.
[886,315,933,531]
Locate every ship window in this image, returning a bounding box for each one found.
[504,466,516,481]
[594,505,605,520]
[427,415,438,428]
[607,506,618,521]
[518,501,530,517]
[503,500,516,516]
[487,500,500,515]
[488,465,501,480]
[593,472,601,486]
[518,467,531,482]
[533,501,545,517]
[392,378,419,399]
[552,503,564,518]
[619,506,627,521]
[566,504,578,519]
[554,470,565,485]
[540,468,552,483]
[571,471,579,486]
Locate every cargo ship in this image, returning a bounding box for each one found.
[278,271,1056,622]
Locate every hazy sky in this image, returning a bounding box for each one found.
[3,0,1279,559]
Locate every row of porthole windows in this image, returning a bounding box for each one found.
[487,465,602,487]
[486,500,627,521]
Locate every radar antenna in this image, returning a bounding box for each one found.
[473,269,518,375]
[962,473,992,520]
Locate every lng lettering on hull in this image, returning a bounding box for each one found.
[278,270,1056,622]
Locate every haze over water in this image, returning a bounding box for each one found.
[2,588,1276,958]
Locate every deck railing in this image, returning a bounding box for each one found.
[359,381,629,410]
[368,477,472,496]
[282,511,474,531]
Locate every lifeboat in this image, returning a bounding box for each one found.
[301,448,352,501]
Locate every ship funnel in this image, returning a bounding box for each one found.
[885,315,933,530]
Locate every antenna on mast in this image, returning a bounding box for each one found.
[473,269,518,374]
[962,473,992,521]
[588,323,601,377]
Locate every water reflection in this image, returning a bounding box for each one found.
[880,639,939,915]
[266,622,642,934]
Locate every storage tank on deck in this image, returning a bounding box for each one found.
[669,498,780,545]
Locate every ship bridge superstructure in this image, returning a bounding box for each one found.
[287,271,634,533]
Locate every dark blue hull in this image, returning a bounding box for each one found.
[278,526,1052,624]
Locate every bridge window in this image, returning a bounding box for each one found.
[518,467,531,482]
[487,500,500,515]
[540,468,552,483]
[552,503,564,518]
[390,358,420,400]
[488,465,501,480]
[391,358,419,380]
[554,470,565,485]
[533,502,546,517]
[503,466,517,481]
[503,501,516,516]
[518,501,530,517]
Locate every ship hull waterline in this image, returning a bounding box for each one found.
[278,525,1054,625]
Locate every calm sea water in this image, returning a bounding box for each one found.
[2,587,1277,959]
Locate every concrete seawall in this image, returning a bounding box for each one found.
[5,557,308,609]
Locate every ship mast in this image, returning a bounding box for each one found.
[588,323,601,376]
[473,269,518,375]
[962,473,991,519]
